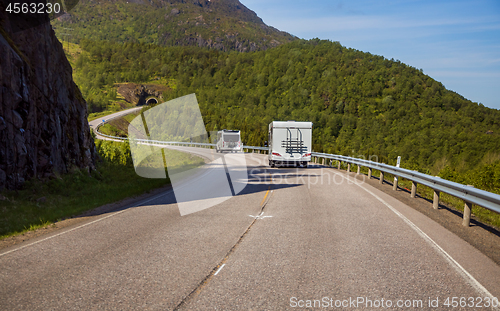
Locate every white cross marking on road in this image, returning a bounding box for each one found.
[249,212,273,219]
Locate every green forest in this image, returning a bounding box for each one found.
[71,38,500,194]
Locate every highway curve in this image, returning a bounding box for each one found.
[1,149,500,310]
[88,107,143,141]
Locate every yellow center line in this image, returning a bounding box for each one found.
[259,173,273,206]
[260,188,270,206]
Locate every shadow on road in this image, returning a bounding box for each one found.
[70,164,305,220]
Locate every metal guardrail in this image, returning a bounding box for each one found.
[94,121,270,152]
[94,117,500,227]
[311,152,500,226]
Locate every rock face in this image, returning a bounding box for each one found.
[52,0,296,53]
[0,1,97,189]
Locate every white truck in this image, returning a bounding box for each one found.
[268,121,312,167]
[216,129,243,152]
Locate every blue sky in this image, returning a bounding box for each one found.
[241,0,500,110]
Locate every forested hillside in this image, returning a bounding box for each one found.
[52,0,296,52]
[73,38,500,180]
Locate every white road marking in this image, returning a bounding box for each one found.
[0,188,175,258]
[214,264,226,275]
[249,212,273,220]
[333,171,499,308]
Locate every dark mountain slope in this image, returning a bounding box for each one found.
[52,0,296,52]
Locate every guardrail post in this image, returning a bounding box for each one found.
[411,181,417,198]
[393,156,401,191]
[463,185,474,227]
[347,163,351,172]
[322,158,325,165]
[379,171,384,184]
[463,201,473,227]
[338,161,341,170]
[357,166,360,175]
[392,176,398,190]
[368,168,372,179]
[433,190,440,209]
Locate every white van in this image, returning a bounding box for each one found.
[268,121,312,167]
[216,130,243,152]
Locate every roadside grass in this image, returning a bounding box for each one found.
[0,162,169,239]
[0,140,205,239]
[99,122,127,137]
[97,111,141,137]
[346,164,500,229]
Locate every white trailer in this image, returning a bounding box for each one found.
[268,121,312,167]
[216,130,243,152]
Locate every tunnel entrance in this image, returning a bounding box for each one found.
[146,97,158,105]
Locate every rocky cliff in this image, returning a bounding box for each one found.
[51,0,296,52]
[0,1,97,189]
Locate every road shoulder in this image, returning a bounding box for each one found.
[338,167,500,267]
[0,183,173,252]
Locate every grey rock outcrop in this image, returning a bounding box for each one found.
[0,1,97,189]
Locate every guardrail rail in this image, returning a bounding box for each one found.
[311,152,500,227]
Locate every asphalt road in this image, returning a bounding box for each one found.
[88,107,143,141]
[1,149,500,310]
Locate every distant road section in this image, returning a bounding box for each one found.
[88,107,143,141]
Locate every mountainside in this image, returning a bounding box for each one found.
[52,0,296,52]
[0,1,97,189]
[72,38,500,178]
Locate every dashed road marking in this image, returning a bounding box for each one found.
[214,264,226,276]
